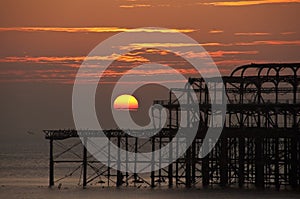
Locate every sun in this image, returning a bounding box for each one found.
[113,94,139,111]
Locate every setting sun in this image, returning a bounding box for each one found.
[113,94,139,110]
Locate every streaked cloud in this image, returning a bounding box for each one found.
[209,50,259,57]
[0,27,196,33]
[119,3,172,8]
[235,40,300,46]
[0,63,198,84]
[103,68,197,76]
[119,40,300,50]
[234,32,271,36]
[200,0,300,6]
[0,56,84,65]
[1,39,299,84]
[0,48,258,84]
[0,63,77,84]
[123,0,300,8]
[201,42,225,46]
[176,50,258,59]
[120,43,201,50]
[119,4,152,8]
[280,31,296,35]
[117,0,173,8]
[116,55,149,62]
[1,39,298,68]
[209,30,224,34]
[0,27,129,33]
[0,54,149,66]
[119,42,229,51]
[0,56,105,66]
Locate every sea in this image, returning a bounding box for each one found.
[0,135,299,199]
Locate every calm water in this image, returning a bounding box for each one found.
[0,137,299,199]
[0,139,49,186]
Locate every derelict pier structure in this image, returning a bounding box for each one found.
[44,63,300,190]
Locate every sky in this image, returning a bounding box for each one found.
[0,0,299,141]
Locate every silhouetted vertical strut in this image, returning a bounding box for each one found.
[117,135,122,187]
[220,137,228,187]
[255,137,264,189]
[49,137,54,187]
[238,137,245,188]
[83,137,87,188]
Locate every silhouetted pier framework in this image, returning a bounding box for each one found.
[45,63,300,190]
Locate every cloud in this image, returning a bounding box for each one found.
[175,50,258,59]
[119,39,300,51]
[0,56,83,65]
[120,43,202,50]
[0,49,259,83]
[0,54,151,65]
[209,50,259,57]
[0,27,196,34]
[117,0,173,8]
[235,40,300,46]
[0,62,77,84]
[119,4,152,8]
[119,42,230,51]
[200,0,300,6]
[209,30,224,34]
[0,61,199,84]
[0,56,103,67]
[280,31,296,35]
[116,55,149,62]
[234,32,271,36]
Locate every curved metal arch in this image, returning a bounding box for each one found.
[258,65,278,77]
[230,63,255,77]
[278,66,297,77]
[231,63,300,77]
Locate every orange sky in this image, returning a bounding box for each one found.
[0,0,299,139]
[0,0,299,83]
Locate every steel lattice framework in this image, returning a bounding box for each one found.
[44,63,300,190]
